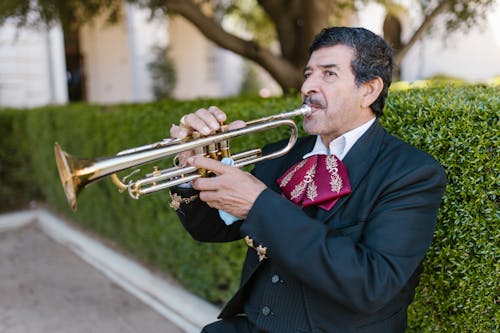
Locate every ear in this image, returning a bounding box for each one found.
[360,77,384,109]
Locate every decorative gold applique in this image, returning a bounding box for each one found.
[244,236,268,261]
[290,164,316,200]
[280,159,307,187]
[244,236,254,248]
[306,180,318,201]
[169,192,198,210]
[325,154,338,172]
[326,155,343,193]
[256,245,268,261]
[329,173,343,193]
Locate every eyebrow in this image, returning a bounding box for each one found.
[303,64,340,73]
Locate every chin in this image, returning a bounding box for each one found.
[302,121,321,136]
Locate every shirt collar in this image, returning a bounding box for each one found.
[303,117,376,160]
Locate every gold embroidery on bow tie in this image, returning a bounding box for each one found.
[280,159,307,187]
[326,155,343,193]
[290,165,316,200]
[306,180,318,201]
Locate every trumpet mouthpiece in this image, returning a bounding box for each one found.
[299,104,312,117]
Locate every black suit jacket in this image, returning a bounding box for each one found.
[173,121,447,332]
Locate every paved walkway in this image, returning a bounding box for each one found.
[0,210,219,333]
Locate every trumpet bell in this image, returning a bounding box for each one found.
[54,142,96,211]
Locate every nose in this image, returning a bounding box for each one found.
[300,75,319,99]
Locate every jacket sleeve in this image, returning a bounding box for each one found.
[170,186,244,243]
[169,137,296,244]
[240,161,447,314]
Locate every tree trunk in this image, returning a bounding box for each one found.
[258,0,333,68]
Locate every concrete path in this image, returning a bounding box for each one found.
[0,209,220,333]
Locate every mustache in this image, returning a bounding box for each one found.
[304,95,326,108]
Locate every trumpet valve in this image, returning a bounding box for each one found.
[208,143,218,160]
[191,131,208,175]
[192,132,206,156]
[151,166,160,186]
[218,125,231,158]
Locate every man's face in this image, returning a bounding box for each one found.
[301,44,374,144]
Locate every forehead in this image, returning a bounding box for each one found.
[305,44,355,70]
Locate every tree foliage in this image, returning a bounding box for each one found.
[0,0,495,92]
[147,45,177,100]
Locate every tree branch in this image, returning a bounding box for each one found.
[394,1,451,66]
[165,0,303,91]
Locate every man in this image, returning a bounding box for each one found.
[169,27,446,333]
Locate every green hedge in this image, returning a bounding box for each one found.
[0,109,43,209]
[0,85,498,332]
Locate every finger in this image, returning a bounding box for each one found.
[207,106,227,123]
[192,176,221,192]
[177,112,210,136]
[194,109,223,134]
[187,156,233,175]
[227,120,246,131]
[170,124,189,139]
[179,112,213,135]
[176,151,194,167]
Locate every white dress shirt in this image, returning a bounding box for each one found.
[303,117,376,160]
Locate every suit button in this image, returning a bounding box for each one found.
[262,306,271,316]
[271,274,280,283]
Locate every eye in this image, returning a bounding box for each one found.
[322,70,338,82]
[325,70,336,78]
[303,71,311,78]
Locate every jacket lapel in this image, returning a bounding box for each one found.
[319,121,385,222]
[268,136,317,192]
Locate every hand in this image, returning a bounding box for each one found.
[188,156,267,219]
[169,106,245,166]
[170,106,227,139]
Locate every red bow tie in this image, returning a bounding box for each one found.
[277,154,351,211]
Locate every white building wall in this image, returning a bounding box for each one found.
[79,4,168,104]
[169,16,221,99]
[169,16,248,100]
[80,14,132,103]
[124,4,168,102]
[216,48,245,97]
[0,22,67,108]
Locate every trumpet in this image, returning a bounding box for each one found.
[54,104,312,211]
